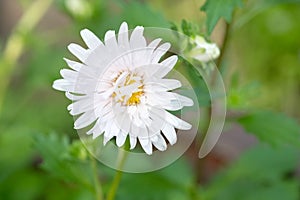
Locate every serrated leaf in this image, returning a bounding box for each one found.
[181,20,193,36]
[201,0,243,34]
[238,111,300,147]
[33,134,94,190]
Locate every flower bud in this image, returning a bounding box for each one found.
[188,36,220,62]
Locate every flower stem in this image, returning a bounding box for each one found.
[216,21,232,70]
[90,155,103,200]
[106,148,128,200]
[0,0,53,113]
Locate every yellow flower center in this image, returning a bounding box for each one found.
[126,87,144,106]
[112,72,144,106]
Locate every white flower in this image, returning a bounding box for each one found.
[188,35,220,62]
[53,22,193,155]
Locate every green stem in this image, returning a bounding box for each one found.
[0,0,53,113]
[196,19,234,185]
[90,155,103,200]
[106,148,128,200]
[216,21,232,70]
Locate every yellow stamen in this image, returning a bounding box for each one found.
[112,72,144,106]
[126,91,144,106]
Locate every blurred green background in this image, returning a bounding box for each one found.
[0,0,299,199]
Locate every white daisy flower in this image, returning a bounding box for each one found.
[53,22,193,155]
[188,35,220,62]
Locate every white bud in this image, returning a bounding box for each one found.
[188,36,220,62]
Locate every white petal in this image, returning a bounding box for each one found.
[92,129,104,139]
[110,121,121,136]
[161,93,193,111]
[144,92,170,107]
[63,58,82,71]
[68,43,89,62]
[134,64,161,79]
[58,67,98,88]
[164,111,192,130]
[100,110,115,123]
[161,123,177,145]
[69,98,107,116]
[68,99,92,115]
[130,123,140,138]
[80,29,103,49]
[52,79,74,92]
[65,92,86,101]
[118,22,130,51]
[103,121,115,144]
[94,102,110,117]
[53,79,96,94]
[148,38,162,49]
[155,55,178,78]
[116,132,127,147]
[116,112,131,135]
[151,134,167,151]
[87,119,104,135]
[160,79,182,90]
[146,108,163,134]
[139,138,152,155]
[74,111,96,129]
[145,79,181,92]
[85,42,110,68]
[91,121,106,138]
[173,93,194,107]
[129,136,137,149]
[103,134,114,145]
[146,91,193,111]
[130,26,146,49]
[60,69,78,81]
[162,100,183,111]
[104,30,118,51]
[151,43,171,63]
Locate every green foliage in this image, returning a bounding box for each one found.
[120,1,170,28]
[33,133,94,190]
[202,145,300,200]
[181,19,198,37]
[115,158,195,200]
[231,3,300,115]
[235,0,300,28]
[238,111,300,147]
[201,0,243,34]
[227,73,261,109]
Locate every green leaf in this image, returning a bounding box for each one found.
[33,133,94,190]
[181,19,194,37]
[116,158,195,200]
[202,145,300,200]
[227,80,260,109]
[121,1,170,28]
[238,111,300,147]
[201,0,243,34]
